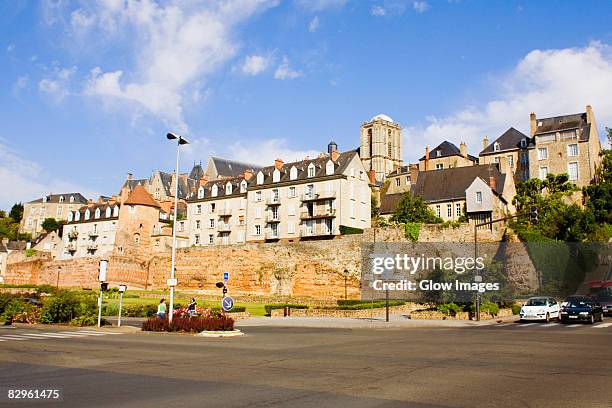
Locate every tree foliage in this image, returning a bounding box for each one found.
[390,193,442,224]
[41,218,65,234]
[9,203,23,223]
[584,128,612,225]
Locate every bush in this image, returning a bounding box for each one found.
[122,304,158,318]
[436,303,463,316]
[336,300,405,310]
[25,249,36,257]
[479,301,500,316]
[264,304,308,315]
[141,315,234,332]
[511,304,522,315]
[2,299,26,319]
[404,222,420,242]
[0,293,17,315]
[339,225,364,235]
[39,291,96,324]
[36,284,58,295]
[336,299,364,306]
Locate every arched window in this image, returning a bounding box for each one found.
[211,184,218,197]
[105,207,111,218]
[59,196,64,203]
[494,142,501,152]
[198,186,205,199]
[225,182,232,195]
[84,209,90,220]
[273,169,280,183]
[94,208,100,219]
[68,211,73,222]
[367,128,373,156]
[257,171,264,185]
[240,180,247,193]
[290,166,298,180]
[74,211,80,221]
[325,160,334,176]
[133,233,140,244]
[69,195,74,203]
[113,206,119,217]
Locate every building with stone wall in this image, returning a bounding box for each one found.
[386,164,419,195]
[419,141,477,171]
[20,193,88,237]
[480,128,531,183]
[359,114,402,183]
[31,231,63,260]
[527,106,603,188]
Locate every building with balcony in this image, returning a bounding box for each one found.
[20,193,89,237]
[62,200,120,259]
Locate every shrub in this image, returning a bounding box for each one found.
[336,299,364,306]
[11,307,41,324]
[339,225,364,235]
[2,299,26,319]
[70,315,98,326]
[335,300,405,310]
[404,222,420,242]
[141,315,234,332]
[36,284,57,295]
[479,301,500,316]
[511,304,522,315]
[264,304,308,315]
[436,303,463,316]
[39,291,95,324]
[25,249,36,257]
[0,293,17,315]
[122,304,158,318]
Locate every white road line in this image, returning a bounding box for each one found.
[494,323,513,327]
[563,324,584,328]
[539,324,556,328]
[518,323,537,327]
[20,333,75,339]
[74,330,122,335]
[0,335,30,341]
[58,331,107,336]
[593,322,612,329]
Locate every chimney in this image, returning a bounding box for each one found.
[244,169,254,181]
[460,142,468,158]
[424,146,430,171]
[409,164,419,185]
[331,150,341,162]
[274,158,284,170]
[482,136,489,151]
[530,112,537,136]
[126,173,133,181]
[586,104,594,124]
[367,169,376,184]
[489,175,496,191]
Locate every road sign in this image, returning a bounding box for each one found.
[221,296,234,312]
[167,278,178,287]
[223,271,229,281]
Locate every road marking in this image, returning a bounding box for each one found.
[593,322,612,329]
[20,333,76,339]
[494,323,513,327]
[518,323,537,327]
[74,330,123,335]
[563,324,584,328]
[0,335,30,340]
[0,331,123,343]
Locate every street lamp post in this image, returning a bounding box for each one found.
[166,132,189,322]
[56,266,62,289]
[343,269,349,300]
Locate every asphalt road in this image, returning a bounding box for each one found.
[0,321,610,408]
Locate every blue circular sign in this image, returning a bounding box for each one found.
[221,296,234,312]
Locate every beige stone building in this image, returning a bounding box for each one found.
[479,128,531,183]
[359,114,402,183]
[186,149,371,246]
[20,193,88,237]
[527,106,603,188]
[31,230,63,260]
[418,141,477,171]
[386,164,419,195]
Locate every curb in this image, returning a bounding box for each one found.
[198,329,244,338]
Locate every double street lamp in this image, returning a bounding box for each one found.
[166,132,189,322]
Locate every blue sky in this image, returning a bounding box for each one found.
[1,0,612,211]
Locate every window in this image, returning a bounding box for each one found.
[257,172,264,185]
[290,166,298,180]
[307,164,315,178]
[537,147,548,160]
[507,155,514,168]
[256,191,262,202]
[209,219,215,228]
[325,160,334,175]
[288,204,295,216]
[435,205,441,217]
[210,203,216,213]
[196,220,201,230]
[456,203,462,217]
[113,206,119,217]
[493,142,500,152]
[568,162,579,181]
[134,233,140,244]
[405,176,410,184]
[196,204,202,214]
[128,205,135,214]
[395,178,400,187]
[195,234,200,245]
[289,186,296,198]
[211,185,218,197]
[272,189,279,203]
[254,225,261,236]
[226,182,232,195]
[520,138,527,148]
[567,144,578,157]
[436,150,441,157]
[476,192,482,204]
[447,204,452,218]
[59,196,64,203]
[56,206,62,217]
[388,142,392,157]
[70,196,74,203]
[435,163,443,170]
[105,207,111,217]
[288,222,295,234]
[273,169,280,182]
[209,235,214,244]
[85,209,90,220]
[95,208,100,219]
[539,166,548,180]
[198,187,205,199]
[306,184,314,198]
[240,181,247,193]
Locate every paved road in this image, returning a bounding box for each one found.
[0,322,610,408]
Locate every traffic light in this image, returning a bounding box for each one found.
[100,282,109,292]
[530,207,539,225]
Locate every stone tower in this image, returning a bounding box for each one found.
[359,114,402,182]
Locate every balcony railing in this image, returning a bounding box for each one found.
[65,242,77,251]
[87,243,98,250]
[217,223,231,232]
[300,191,336,201]
[265,196,281,206]
[67,231,78,240]
[218,207,232,216]
[88,231,99,238]
[300,226,335,237]
[265,231,280,240]
[266,214,281,223]
[300,209,336,219]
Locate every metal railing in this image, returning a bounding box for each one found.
[300,191,336,201]
[300,208,336,219]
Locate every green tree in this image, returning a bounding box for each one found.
[9,203,23,223]
[41,218,65,233]
[390,193,442,224]
[584,128,612,225]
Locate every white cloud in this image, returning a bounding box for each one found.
[371,6,386,16]
[308,16,320,32]
[404,42,612,163]
[240,54,270,76]
[412,1,430,13]
[38,65,76,100]
[274,56,303,80]
[13,76,30,95]
[228,138,320,166]
[296,0,347,12]
[0,142,98,211]
[65,1,278,132]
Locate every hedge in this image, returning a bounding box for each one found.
[339,225,364,235]
[142,316,234,332]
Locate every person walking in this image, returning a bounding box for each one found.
[157,298,167,319]
[187,297,197,318]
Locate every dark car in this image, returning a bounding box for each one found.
[560,295,604,324]
[589,281,612,316]
[596,294,612,316]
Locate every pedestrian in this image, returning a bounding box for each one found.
[187,297,197,318]
[157,298,167,319]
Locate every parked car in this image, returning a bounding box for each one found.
[519,297,560,323]
[560,295,604,324]
[588,280,612,316]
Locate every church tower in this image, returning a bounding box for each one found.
[359,114,402,183]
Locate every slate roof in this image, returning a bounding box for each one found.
[158,172,194,199]
[189,163,205,180]
[412,164,506,203]
[5,241,27,251]
[28,193,88,204]
[188,176,248,202]
[419,141,478,162]
[379,193,405,215]
[532,112,591,142]
[210,157,260,178]
[480,127,530,155]
[387,166,411,176]
[67,202,121,224]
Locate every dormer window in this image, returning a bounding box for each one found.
[105,207,111,218]
[240,180,247,193]
[225,182,232,195]
[113,205,119,217]
[257,171,264,185]
[290,166,298,180]
[42,196,48,203]
[436,150,441,157]
[211,184,218,197]
[94,208,101,219]
[325,160,334,176]
[273,169,280,183]
[307,163,316,178]
[520,138,527,148]
[494,142,501,152]
[84,209,91,220]
[198,186,205,199]
[59,196,64,203]
[68,212,74,222]
[69,195,74,203]
[74,211,80,221]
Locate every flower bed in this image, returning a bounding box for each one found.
[142,315,234,333]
